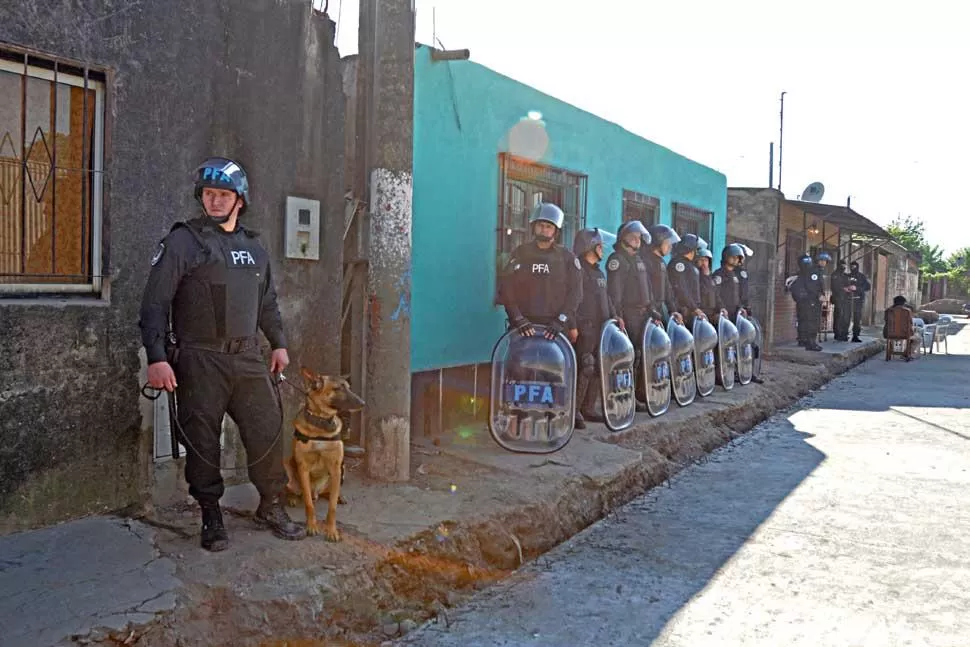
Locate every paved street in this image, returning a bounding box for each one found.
[401,318,970,647]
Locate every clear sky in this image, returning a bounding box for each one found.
[321,0,970,254]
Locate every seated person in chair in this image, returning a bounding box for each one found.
[883,295,916,360]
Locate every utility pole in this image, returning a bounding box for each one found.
[778,91,787,192]
[356,0,414,482]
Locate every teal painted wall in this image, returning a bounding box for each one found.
[411,45,727,373]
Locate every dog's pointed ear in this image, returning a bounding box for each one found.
[340,373,352,382]
[301,367,316,383]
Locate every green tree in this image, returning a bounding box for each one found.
[886,215,947,274]
[947,246,970,271]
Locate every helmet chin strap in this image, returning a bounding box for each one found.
[197,195,239,225]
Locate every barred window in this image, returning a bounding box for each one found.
[672,202,713,243]
[0,48,106,296]
[621,190,659,228]
[495,153,587,299]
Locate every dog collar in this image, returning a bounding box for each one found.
[294,409,341,443]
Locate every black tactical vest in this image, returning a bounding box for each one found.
[171,221,270,342]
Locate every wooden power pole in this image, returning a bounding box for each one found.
[356,0,414,481]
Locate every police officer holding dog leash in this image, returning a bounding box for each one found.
[139,157,305,552]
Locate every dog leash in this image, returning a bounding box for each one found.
[140,373,288,471]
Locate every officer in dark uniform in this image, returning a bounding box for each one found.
[712,243,747,321]
[729,242,754,318]
[829,260,851,341]
[139,157,305,551]
[571,227,622,427]
[667,233,706,329]
[695,246,726,322]
[814,251,833,339]
[641,224,683,324]
[789,253,824,351]
[606,220,660,411]
[847,261,871,342]
[498,202,583,343]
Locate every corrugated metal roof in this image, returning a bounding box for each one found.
[785,200,889,237]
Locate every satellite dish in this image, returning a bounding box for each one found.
[801,182,825,203]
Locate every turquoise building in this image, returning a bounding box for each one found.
[408,44,727,430]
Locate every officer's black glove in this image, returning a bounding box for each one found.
[545,317,567,340]
[511,316,535,337]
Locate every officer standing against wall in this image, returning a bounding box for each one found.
[695,246,726,322]
[498,202,583,343]
[139,157,305,552]
[848,261,872,342]
[829,260,851,341]
[789,253,824,351]
[641,224,684,324]
[733,242,755,318]
[712,243,747,320]
[606,220,660,412]
[571,228,623,427]
[667,234,706,329]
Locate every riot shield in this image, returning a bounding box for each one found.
[692,316,718,397]
[735,312,758,386]
[641,319,672,417]
[716,315,740,391]
[666,317,696,407]
[489,324,577,454]
[750,315,764,379]
[597,319,637,431]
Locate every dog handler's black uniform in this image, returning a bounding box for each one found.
[139,157,303,550]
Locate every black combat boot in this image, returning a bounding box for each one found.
[255,496,307,541]
[574,410,586,429]
[574,372,590,429]
[200,502,229,552]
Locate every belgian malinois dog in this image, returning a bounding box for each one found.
[283,368,364,541]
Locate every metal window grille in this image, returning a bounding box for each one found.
[621,190,659,227]
[785,230,806,275]
[0,47,106,295]
[672,202,713,243]
[495,153,587,298]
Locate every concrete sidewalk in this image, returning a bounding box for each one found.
[0,332,885,647]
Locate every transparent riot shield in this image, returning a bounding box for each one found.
[598,319,637,431]
[735,312,758,386]
[666,317,696,407]
[692,316,718,397]
[716,315,740,391]
[641,319,672,417]
[489,324,577,454]
[750,315,764,379]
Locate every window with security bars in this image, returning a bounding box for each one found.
[672,202,713,244]
[786,230,806,276]
[621,190,659,228]
[495,153,587,301]
[0,48,106,295]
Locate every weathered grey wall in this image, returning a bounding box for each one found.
[0,0,344,534]
[727,188,782,346]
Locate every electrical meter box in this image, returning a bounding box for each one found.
[284,196,321,260]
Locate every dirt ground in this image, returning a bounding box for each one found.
[82,340,881,647]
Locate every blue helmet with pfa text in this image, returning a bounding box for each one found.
[815,251,833,264]
[798,253,814,268]
[194,157,250,214]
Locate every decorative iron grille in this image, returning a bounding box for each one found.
[622,189,659,227]
[672,202,713,243]
[0,48,106,294]
[495,153,587,300]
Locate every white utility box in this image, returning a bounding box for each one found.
[284,196,321,260]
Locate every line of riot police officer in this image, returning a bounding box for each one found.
[499,202,763,425]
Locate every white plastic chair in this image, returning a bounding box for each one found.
[934,316,952,354]
[914,318,934,355]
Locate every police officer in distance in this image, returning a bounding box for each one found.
[789,253,824,351]
[667,233,706,329]
[606,220,661,412]
[498,202,583,343]
[847,261,871,343]
[641,224,684,325]
[139,157,305,551]
[712,243,748,321]
[571,227,623,427]
[829,260,851,341]
[814,251,834,339]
